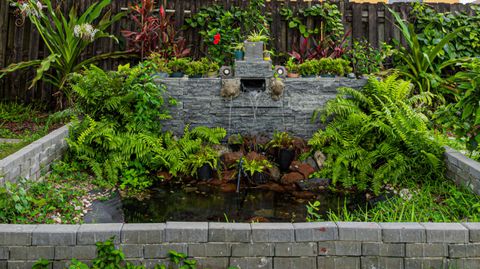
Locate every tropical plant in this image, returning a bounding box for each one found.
[285,58,300,74]
[184,146,219,177]
[388,7,466,93]
[412,3,480,68]
[436,59,480,155]
[0,0,129,107]
[152,126,226,177]
[246,30,269,43]
[122,0,190,60]
[309,74,444,194]
[241,158,272,177]
[280,3,343,39]
[267,131,294,149]
[67,64,174,191]
[346,40,382,76]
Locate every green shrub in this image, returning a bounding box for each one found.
[67,64,174,191]
[309,74,444,194]
[185,60,208,77]
[167,58,190,73]
[299,58,351,77]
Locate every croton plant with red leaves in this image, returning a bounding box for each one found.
[122,0,190,60]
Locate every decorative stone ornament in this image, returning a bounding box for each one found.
[270,78,285,101]
[221,79,241,99]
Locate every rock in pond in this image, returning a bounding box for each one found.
[297,178,331,192]
[289,161,316,179]
[314,151,326,169]
[222,152,243,167]
[281,172,304,185]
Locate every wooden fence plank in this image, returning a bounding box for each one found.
[1,1,478,103]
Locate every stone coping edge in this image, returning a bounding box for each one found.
[0,222,479,246]
[0,125,70,185]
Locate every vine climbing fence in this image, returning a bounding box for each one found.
[0,0,475,103]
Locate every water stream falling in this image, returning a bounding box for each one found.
[228,96,233,134]
[247,90,262,132]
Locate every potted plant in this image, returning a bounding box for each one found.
[286,58,300,78]
[241,157,272,184]
[185,60,207,78]
[232,42,245,61]
[202,58,219,78]
[228,134,243,152]
[186,147,219,180]
[167,58,190,78]
[267,131,295,172]
[263,49,274,62]
[145,53,171,78]
[299,60,317,78]
[245,30,269,61]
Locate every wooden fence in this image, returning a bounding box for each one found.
[0,0,475,104]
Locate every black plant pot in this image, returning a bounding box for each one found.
[197,164,213,181]
[229,143,241,152]
[189,74,203,79]
[278,148,295,172]
[251,172,268,185]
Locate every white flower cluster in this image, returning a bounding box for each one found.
[74,23,99,42]
[20,1,43,18]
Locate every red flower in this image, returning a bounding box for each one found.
[159,5,165,18]
[213,33,221,45]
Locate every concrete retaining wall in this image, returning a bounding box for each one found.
[157,77,367,138]
[445,147,480,196]
[0,125,69,185]
[0,222,480,269]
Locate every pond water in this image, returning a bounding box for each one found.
[122,184,362,223]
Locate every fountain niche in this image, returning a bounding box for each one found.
[155,44,367,138]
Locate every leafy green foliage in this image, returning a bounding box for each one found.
[1,0,131,105]
[323,179,480,222]
[267,131,294,149]
[184,0,270,64]
[241,158,272,177]
[152,126,226,177]
[412,3,480,66]
[435,59,480,155]
[280,3,343,39]
[345,40,382,76]
[0,162,90,224]
[388,7,465,93]
[33,238,212,269]
[309,74,444,194]
[67,64,173,191]
[298,58,352,77]
[167,58,190,73]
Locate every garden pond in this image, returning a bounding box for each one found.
[121,183,363,223]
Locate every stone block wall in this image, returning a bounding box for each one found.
[445,147,480,196]
[1,222,480,269]
[157,77,367,138]
[0,125,69,185]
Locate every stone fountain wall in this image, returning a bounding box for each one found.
[157,77,367,138]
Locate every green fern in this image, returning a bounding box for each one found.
[309,74,445,194]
